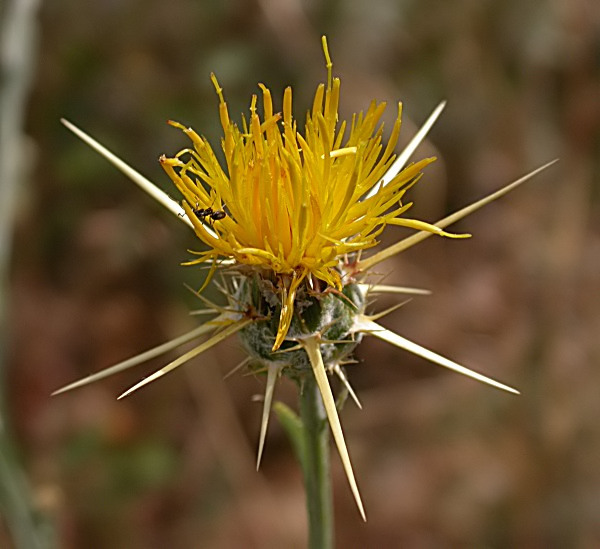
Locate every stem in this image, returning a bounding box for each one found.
[299,375,334,549]
[0,0,49,547]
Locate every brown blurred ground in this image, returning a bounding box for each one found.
[3,0,600,547]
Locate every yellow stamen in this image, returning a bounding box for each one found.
[160,37,456,344]
[322,146,357,159]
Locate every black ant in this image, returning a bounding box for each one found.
[192,204,227,224]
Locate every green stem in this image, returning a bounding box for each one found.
[299,375,334,549]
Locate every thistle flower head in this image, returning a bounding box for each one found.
[159,37,458,350]
[56,36,556,521]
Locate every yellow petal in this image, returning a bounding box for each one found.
[272,271,307,351]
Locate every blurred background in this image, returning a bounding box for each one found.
[1,0,599,547]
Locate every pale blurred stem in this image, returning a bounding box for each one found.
[299,375,334,549]
[0,0,47,547]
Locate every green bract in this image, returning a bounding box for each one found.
[238,276,365,378]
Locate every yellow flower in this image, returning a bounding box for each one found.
[159,37,464,351]
[56,36,556,521]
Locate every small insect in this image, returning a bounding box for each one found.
[192,204,227,224]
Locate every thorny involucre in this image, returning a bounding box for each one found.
[56,37,555,520]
